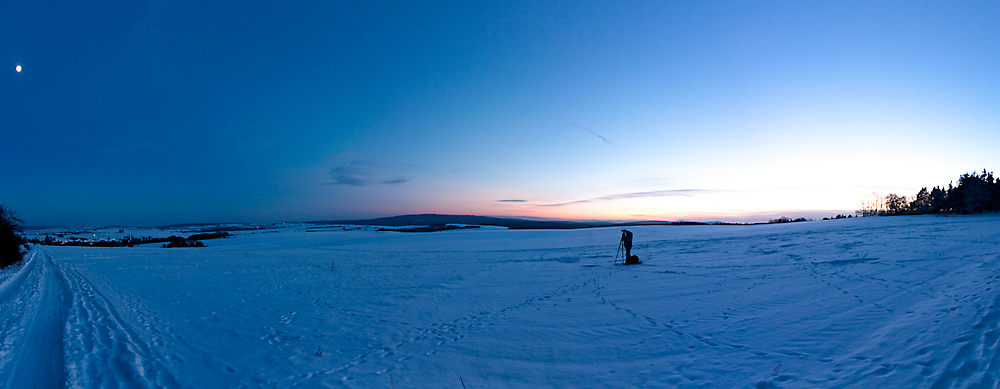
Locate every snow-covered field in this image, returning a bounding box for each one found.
[2,215,999,388]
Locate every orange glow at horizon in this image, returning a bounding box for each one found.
[475,186,872,223]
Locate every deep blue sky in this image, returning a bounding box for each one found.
[3,1,999,226]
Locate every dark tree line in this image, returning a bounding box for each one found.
[859,169,1000,216]
[1,205,26,269]
[768,217,808,224]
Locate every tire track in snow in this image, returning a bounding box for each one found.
[77,263,245,385]
[0,250,69,388]
[0,250,38,303]
[62,261,181,388]
[0,247,181,388]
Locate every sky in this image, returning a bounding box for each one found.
[2,1,999,226]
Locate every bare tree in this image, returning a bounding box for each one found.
[858,192,885,217]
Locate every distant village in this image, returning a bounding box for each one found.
[25,231,232,248]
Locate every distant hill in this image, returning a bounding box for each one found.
[313,214,702,230]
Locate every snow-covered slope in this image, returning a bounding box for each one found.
[2,215,999,387]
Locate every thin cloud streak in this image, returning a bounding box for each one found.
[566,123,614,146]
[497,199,528,203]
[539,189,711,207]
[381,178,409,185]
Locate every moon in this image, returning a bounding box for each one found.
[15,64,21,73]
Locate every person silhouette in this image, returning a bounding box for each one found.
[621,229,633,262]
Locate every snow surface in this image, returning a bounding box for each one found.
[2,215,1000,388]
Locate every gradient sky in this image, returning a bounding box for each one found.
[3,1,999,226]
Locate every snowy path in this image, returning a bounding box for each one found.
[4,215,1000,387]
[0,250,67,388]
[0,249,179,388]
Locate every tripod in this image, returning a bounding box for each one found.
[614,236,624,265]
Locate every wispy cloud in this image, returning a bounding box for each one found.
[497,199,528,203]
[381,177,409,185]
[539,189,710,207]
[566,123,614,146]
[327,162,373,186]
[326,161,410,187]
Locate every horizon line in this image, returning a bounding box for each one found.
[22,210,860,229]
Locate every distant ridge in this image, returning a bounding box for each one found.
[313,214,706,230]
